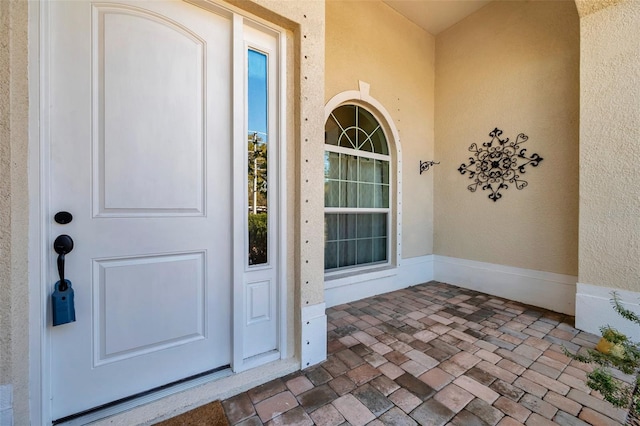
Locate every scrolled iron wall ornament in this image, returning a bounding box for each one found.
[458,128,543,202]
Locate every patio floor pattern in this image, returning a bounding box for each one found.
[221,281,631,425]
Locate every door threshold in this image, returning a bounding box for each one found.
[53,366,232,426]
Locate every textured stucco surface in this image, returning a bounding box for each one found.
[434,0,580,276]
[575,0,626,17]
[0,0,30,422]
[0,0,11,386]
[325,0,435,259]
[579,0,640,291]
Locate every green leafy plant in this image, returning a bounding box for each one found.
[248,213,268,265]
[565,292,640,414]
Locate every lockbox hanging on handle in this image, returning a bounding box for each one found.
[52,234,76,326]
[52,279,76,326]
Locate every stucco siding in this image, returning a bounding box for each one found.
[0,0,12,388]
[325,0,436,259]
[579,0,640,291]
[434,0,580,276]
[1,0,30,423]
[575,0,627,17]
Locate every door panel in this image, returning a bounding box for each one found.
[96,6,206,215]
[49,1,232,419]
[94,252,206,365]
[245,277,275,356]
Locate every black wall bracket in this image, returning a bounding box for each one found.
[419,160,440,174]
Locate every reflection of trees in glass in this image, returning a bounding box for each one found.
[248,131,268,265]
[248,213,267,265]
[248,132,268,213]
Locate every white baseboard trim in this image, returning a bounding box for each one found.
[323,254,578,316]
[324,255,435,308]
[433,255,577,315]
[576,283,640,341]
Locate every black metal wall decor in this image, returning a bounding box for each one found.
[458,128,543,202]
[419,160,440,174]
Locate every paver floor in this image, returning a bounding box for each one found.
[222,281,633,425]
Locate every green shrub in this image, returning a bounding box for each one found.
[565,292,640,414]
[248,213,268,265]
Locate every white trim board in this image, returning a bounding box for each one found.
[301,303,327,368]
[324,255,434,308]
[576,283,640,341]
[434,255,577,315]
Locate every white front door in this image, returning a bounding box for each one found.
[47,1,237,420]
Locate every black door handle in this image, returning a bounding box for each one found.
[54,235,74,291]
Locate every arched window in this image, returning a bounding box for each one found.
[324,105,390,271]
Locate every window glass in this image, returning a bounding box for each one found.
[324,104,391,272]
[324,213,388,270]
[359,157,375,183]
[326,105,389,155]
[324,152,389,210]
[248,49,268,266]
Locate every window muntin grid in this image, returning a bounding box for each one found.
[324,213,388,270]
[324,104,390,272]
[324,151,389,209]
[325,105,389,155]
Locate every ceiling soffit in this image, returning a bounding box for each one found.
[382,0,492,35]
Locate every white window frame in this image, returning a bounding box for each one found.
[233,16,286,371]
[324,82,403,281]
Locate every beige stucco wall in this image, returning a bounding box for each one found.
[0,0,10,391]
[0,0,30,422]
[579,0,640,291]
[575,0,626,17]
[434,0,580,276]
[325,0,435,259]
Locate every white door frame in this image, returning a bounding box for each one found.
[28,1,288,423]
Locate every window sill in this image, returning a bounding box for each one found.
[324,265,398,290]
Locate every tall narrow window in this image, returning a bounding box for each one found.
[324,105,390,271]
[248,49,268,265]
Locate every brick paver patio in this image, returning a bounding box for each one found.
[222,281,633,425]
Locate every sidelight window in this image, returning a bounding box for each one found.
[247,49,268,266]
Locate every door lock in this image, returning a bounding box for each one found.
[54,211,73,224]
